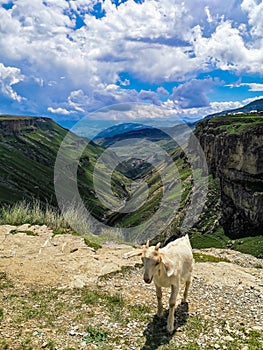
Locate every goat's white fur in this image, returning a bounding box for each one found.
[124,235,193,334]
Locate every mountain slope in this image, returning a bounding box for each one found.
[0,115,129,221]
[94,123,196,151]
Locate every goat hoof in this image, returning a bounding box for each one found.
[167,324,174,334]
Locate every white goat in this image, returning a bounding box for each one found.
[124,235,193,334]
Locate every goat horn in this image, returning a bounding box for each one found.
[123,250,143,259]
[155,242,161,251]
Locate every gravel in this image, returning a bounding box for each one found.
[0,225,262,349]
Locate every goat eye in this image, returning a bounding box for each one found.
[155,261,159,266]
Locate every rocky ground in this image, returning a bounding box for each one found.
[0,225,262,350]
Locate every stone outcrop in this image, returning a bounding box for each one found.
[193,116,263,237]
[0,116,52,136]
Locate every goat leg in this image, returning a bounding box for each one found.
[155,285,164,317]
[182,279,191,303]
[167,284,178,334]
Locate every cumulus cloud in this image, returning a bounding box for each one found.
[0,63,24,101]
[157,86,169,96]
[0,0,262,120]
[171,78,220,108]
[89,102,177,121]
[138,90,161,105]
[48,106,73,115]
[191,20,263,73]
[241,0,263,37]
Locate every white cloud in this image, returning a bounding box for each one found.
[172,78,220,108]
[0,62,24,101]
[241,0,263,37]
[245,83,263,91]
[228,82,263,91]
[89,102,178,121]
[48,106,74,115]
[204,6,213,23]
[0,0,262,118]
[242,95,263,104]
[157,86,169,96]
[191,20,263,73]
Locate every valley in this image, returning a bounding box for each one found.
[0,99,263,257]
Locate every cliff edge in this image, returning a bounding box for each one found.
[194,115,263,237]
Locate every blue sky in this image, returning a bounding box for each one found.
[0,0,263,132]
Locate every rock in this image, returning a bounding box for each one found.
[224,335,234,342]
[193,118,263,236]
[70,248,78,253]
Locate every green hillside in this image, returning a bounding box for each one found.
[0,115,129,221]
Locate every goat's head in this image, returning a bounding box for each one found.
[140,241,161,284]
[142,241,176,283]
[124,241,175,283]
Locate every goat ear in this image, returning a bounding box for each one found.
[145,240,150,248]
[155,242,161,251]
[160,254,175,277]
[123,250,143,259]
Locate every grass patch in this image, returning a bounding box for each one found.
[81,289,124,310]
[11,288,69,326]
[80,288,153,323]
[0,338,9,349]
[9,229,38,236]
[128,304,151,322]
[193,252,230,263]
[190,229,263,258]
[190,229,229,250]
[21,337,33,350]
[83,237,102,250]
[0,272,13,290]
[0,200,96,235]
[231,236,263,259]
[84,324,108,345]
[213,328,263,350]
[183,314,212,340]
[0,200,69,229]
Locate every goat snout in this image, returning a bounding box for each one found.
[144,276,153,284]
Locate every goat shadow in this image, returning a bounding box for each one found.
[141,302,189,350]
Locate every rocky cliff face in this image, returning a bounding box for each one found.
[193,116,263,237]
[0,116,52,136]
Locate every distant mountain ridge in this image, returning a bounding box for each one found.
[206,97,263,118]
[94,122,196,150]
[93,122,154,140]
